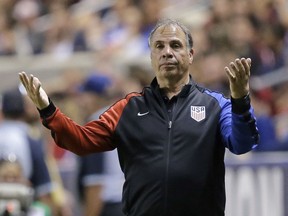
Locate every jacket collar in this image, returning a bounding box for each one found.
[150,75,196,98]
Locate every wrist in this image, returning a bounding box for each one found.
[231,93,251,114]
[230,90,249,99]
[38,98,56,118]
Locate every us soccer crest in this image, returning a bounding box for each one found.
[191,106,206,122]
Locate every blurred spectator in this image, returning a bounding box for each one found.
[250,22,286,76]
[0,87,54,213]
[272,82,288,150]
[76,72,118,120]
[21,85,75,216]
[274,113,288,150]
[12,0,45,55]
[136,0,164,40]
[104,5,147,60]
[76,72,125,216]
[250,92,280,151]
[40,81,83,216]
[0,153,30,185]
[0,9,16,55]
[0,153,51,216]
[43,1,74,59]
[72,11,106,52]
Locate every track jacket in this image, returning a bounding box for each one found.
[39,77,259,216]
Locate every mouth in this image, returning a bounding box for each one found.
[160,62,177,68]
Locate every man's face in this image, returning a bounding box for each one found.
[150,24,193,81]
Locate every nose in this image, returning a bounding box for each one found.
[162,46,173,59]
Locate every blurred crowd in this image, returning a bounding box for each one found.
[0,0,288,215]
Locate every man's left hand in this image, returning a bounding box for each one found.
[225,58,251,99]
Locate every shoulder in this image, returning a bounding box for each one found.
[111,91,144,109]
[196,85,230,107]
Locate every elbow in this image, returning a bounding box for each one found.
[228,133,260,155]
[228,140,258,155]
[231,148,251,155]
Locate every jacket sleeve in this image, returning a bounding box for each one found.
[38,98,129,156]
[218,94,259,155]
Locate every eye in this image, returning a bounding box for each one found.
[155,43,164,49]
[171,42,182,49]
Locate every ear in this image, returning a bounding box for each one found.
[189,48,194,64]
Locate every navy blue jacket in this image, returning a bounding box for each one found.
[40,78,259,216]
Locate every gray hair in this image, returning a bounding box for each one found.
[148,19,193,49]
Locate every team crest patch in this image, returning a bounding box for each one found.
[191,106,206,122]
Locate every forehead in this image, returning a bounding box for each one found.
[151,24,186,44]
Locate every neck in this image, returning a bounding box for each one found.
[159,75,190,99]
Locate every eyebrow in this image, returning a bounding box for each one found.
[153,39,183,44]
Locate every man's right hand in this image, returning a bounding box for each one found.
[19,71,50,110]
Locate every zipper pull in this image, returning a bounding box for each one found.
[168,121,172,129]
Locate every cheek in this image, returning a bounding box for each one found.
[150,54,159,67]
[178,54,189,64]
[183,53,193,64]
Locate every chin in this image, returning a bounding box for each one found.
[163,71,180,80]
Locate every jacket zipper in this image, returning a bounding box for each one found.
[164,99,177,215]
[168,121,172,129]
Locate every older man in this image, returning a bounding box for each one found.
[19,19,258,216]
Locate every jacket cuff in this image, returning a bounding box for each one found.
[231,94,251,114]
[38,98,56,118]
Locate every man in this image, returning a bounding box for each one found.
[0,88,54,213]
[19,19,259,216]
[77,74,125,216]
[0,154,52,216]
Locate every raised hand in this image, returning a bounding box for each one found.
[19,72,49,110]
[225,58,251,99]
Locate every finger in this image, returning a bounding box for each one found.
[36,83,41,96]
[236,58,245,73]
[230,61,242,80]
[19,72,29,88]
[18,72,25,85]
[241,58,251,77]
[225,66,235,81]
[20,72,29,86]
[247,58,251,77]
[19,72,25,85]
[235,58,246,79]
[33,77,42,95]
[29,74,36,92]
[247,58,251,66]
[230,61,239,73]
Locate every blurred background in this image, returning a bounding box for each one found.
[0,0,288,215]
